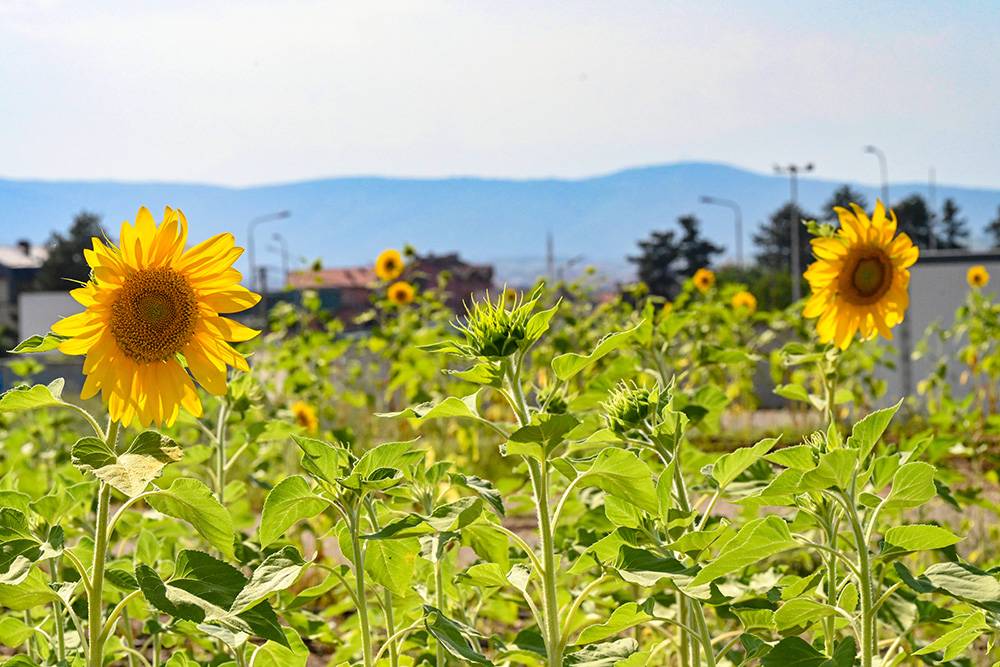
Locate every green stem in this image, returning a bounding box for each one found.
[88,420,119,667]
[53,556,67,663]
[435,545,447,667]
[215,401,228,503]
[678,595,689,667]
[840,492,876,667]
[349,510,375,667]
[529,459,562,667]
[824,515,839,655]
[152,631,161,667]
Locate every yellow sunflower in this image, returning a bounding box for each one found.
[291,401,319,433]
[803,200,918,350]
[375,249,404,281]
[967,265,990,288]
[693,268,715,293]
[50,207,260,426]
[388,281,415,305]
[660,301,673,319]
[731,290,757,314]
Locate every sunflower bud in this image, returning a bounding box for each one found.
[538,384,570,415]
[455,290,533,358]
[603,381,658,434]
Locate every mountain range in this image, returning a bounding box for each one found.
[2,162,998,285]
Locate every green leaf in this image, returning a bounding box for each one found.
[709,437,779,489]
[0,616,34,647]
[575,602,653,645]
[798,449,857,492]
[230,546,306,614]
[883,525,961,552]
[896,561,1000,612]
[774,383,809,403]
[773,599,837,630]
[883,462,936,512]
[365,538,419,596]
[72,431,182,497]
[259,476,327,547]
[913,611,989,659]
[525,302,559,343]
[0,380,65,413]
[291,436,350,485]
[424,606,492,665]
[764,445,815,471]
[249,628,310,667]
[551,322,643,381]
[377,391,483,423]
[613,546,690,587]
[148,479,235,559]
[9,332,68,354]
[576,448,658,514]
[0,569,59,610]
[450,474,505,517]
[846,399,902,460]
[690,516,796,587]
[564,638,639,666]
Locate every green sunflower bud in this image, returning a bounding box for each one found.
[455,290,533,358]
[603,381,658,434]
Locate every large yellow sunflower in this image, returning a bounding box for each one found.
[803,201,918,350]
[51,207,261,426]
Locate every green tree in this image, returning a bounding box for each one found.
[892,194,938,249]
[937,198,969,250]
[753,202,816,276]
[34,211,107,290]
[986,205,1000,248]
[822,185,869,221]
[629,214,721,297]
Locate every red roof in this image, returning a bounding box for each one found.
[288,266,375,289]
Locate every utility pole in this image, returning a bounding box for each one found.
[700,195,743,265]
[774,162,814,301]
[546,231,555,281]
[271,232,290,288]
[247,210,291,292]
[928,167,938,250]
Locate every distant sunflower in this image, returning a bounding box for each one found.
[660,301,673,318]
[967,265,990,288]
[388,281,415,305]
[375,249,404,281]
[51,207,260,426]
[693,268,715,293]
[731,291,757,314]
[291,401,319,433]
[803,201,918,350]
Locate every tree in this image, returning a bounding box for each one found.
[987,205,1000,248]
[629,215,722,297]
[892,194,938,249]
[753,202,816,275]
[937,198,969,250]
[34,211,107,290]
[822,185,869,222]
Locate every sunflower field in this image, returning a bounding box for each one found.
[1,202,999,667]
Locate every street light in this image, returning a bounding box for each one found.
[774,162,814,301]
[863,145,889,205]
[270,232,290,288]
[699,195,743,265]
[247,211,291,292]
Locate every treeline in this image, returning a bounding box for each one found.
[630,186,1000,308]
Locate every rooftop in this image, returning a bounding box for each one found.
[0,243,47,269]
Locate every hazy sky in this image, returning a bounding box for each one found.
[2,1,998,188]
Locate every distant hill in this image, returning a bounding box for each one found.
[2,162,998,284]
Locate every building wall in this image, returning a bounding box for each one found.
[18,291,82,341]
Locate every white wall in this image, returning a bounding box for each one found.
[18,291,82,342]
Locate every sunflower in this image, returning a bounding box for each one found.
[388,281,415,305]
[660,301,673,319]
[967,265,990,288]
[803,201,918,350]
[50,207,260,426]
[291,401,319,433]
[693,268,715,293]
[375,249,404,281]
[731,290,757,314]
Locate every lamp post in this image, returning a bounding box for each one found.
[864,145,889,205]
[699,195,743,265]
[270,232,290,288]
[247,210,291,292]
[774,162,814,301]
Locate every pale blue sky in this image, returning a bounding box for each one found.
[1,1,998,188]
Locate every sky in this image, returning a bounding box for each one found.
[2,1,999,189]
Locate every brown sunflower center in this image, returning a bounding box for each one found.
[111,267,198,363]
[840,248,893,305]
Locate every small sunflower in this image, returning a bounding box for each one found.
[660,301,673,318]
[375,249,404,281]
[291,401,319,433]
[388,281,415,305]
[967,265,990,289]
[803,200,918,350]
[731,290,757,314]
[693,268,715,293]
[50,207,260,426]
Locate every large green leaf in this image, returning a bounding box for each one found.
[576,448,658,514]
[564,638,639,666]
[0,380,65,413]
[896,561,1000,612]
[365,538,419,596]
[259,476,327,547]
[773,598,837,631]
[690,516,796,587]
[883,525,961,552]
[846,399,902,460]
[72,431,182,497]
[9,332,68,354]
[708,437,779,489]
[551,322,643,381]
[376,391,484,423]
[249,628,310,667]
[424,605,492,665]
[147,479,235,559]
[613,546,690,587]
[883,462,936,512]
[230,546,306,614]
[574,602,652,645]
[291,436,350,485]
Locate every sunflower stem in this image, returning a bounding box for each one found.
[88,421,118,667]
[215,400,228,504]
